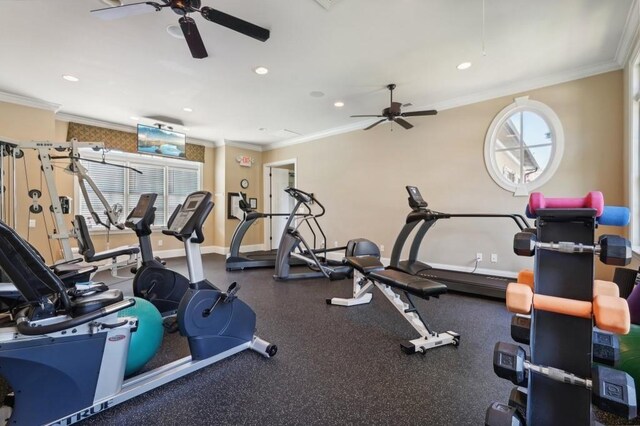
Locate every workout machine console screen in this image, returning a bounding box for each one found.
[406,186,427,208]
[169,193,206,233]
[131,194,153,219]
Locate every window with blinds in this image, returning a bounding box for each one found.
[77,151,201,229]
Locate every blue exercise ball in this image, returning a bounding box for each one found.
[117,297,163,377]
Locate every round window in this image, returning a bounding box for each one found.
[484,96,564,196]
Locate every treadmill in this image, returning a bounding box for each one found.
[389,186,531,299]
[226,196,304,271]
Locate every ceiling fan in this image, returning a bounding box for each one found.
[91,0,270,59]
[351,84,437,130]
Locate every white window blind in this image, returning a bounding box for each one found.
[129,164,166,225]
[168,168,200,219]
[77,151,202,229]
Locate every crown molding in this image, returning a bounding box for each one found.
[616,0,639,66]
[265,120,370,150]
[264,60,621,152]
[56,112,217,147]
[219,139,264,152]
[0,91,61,112]
[420,60,620,113]
[56,112,136,133]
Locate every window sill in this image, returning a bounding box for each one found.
[87,226,165,235]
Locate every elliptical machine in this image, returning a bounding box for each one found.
[125,193,189,315]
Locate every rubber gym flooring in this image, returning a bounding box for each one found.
[82,254,631,425]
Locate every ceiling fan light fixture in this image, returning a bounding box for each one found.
[334,101,344,108]
[254,66,269,75]
[166,25,185,39]
[457,61,472,70]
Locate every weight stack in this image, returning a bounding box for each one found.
[529,208,596,425]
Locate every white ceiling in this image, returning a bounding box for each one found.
[0,0,635,147]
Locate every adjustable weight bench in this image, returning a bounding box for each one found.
[327,254,460,354]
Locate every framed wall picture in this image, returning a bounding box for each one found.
[249,198,258,209]
[227,192,246,220]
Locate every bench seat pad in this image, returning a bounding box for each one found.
[369,269,448,299]
[344,256,384,274]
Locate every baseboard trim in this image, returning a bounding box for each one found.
[156,244,263,259]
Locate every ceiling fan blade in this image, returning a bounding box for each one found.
[389,102,402,115]
[351,115,384,118]
[364,119,386,130]
[401,110,438,117]
[394,118,414,130]
[179,17,208,59]
[200,6,270,42]
[91,2,161,21]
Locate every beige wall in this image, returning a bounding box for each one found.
[263,71,625,279]
[223,145,263,246]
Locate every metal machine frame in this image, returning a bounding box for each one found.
[329,269,460,353]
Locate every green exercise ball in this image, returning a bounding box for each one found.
[117,297,163,377]
[617,324,640,405]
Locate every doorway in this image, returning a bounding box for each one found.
[263,159,297,251]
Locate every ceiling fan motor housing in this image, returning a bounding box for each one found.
[171,0,201,15]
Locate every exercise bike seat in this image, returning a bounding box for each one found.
[71,289,124,317]
[344,256,385,274]
[369,269,448,299]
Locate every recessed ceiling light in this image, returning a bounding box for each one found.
[130,116,139,121]
[62,75,79,82]
[166,25,184,39]
[310,91,325,98]
[254,66,269,75]
[100,0,122,6]
[457,62,472,70]
[183,107,193,112]
[334,101,344,108]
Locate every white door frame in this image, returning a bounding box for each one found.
[263,158,297,251]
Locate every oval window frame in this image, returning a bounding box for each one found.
[484,96,565,196]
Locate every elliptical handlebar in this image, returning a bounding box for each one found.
[285,187,326,218]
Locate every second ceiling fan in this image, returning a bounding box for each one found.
[91,0,270,59]
[351,84,437,130]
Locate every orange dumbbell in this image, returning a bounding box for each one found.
[506,282,630,335]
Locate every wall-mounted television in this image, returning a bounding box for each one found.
[137,124,186,158]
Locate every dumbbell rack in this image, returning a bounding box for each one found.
[529,208,595,424]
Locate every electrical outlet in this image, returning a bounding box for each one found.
[491,253,498,263]
[29,219,36,228]
[380,244,385,252]
[158,240,163,247]
[320,242,325,248]
[476,253,483,262]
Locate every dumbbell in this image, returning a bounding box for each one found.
[493,341,637,419]
[529,191,604,216]
[525,205,630,226]
[506,282,630,335]
[485,402,523,426]
[510,314,620,366]
[513,232,631,266]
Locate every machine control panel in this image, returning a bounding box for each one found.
[169,192,208,234]
[406,186,428,210]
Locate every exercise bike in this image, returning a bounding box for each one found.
[0,190,276,425]
[126,193,189,316]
